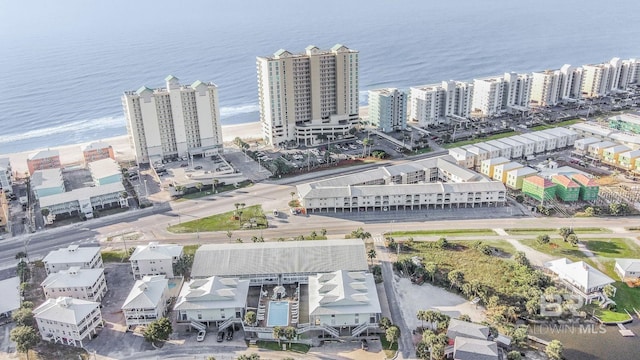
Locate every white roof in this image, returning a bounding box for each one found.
[192,240,368,278]
[495,138,524,148]
[31,168,63,191]
[570,123,616,137]
[545,258,614,291]
[122,275,168,310]
[615,259,640,273]
[88,158,121,179]
[0,277,21,314]
[43,245,101,265]
[40,182,125,208]
[83,141,112,152]
[481,157,510,166]
[619,150,640,159]
[28,149,60,160]
[174,276,249,311]
[130,242,183,261]
[610,132,640,147]
[540,127,578,137]
[34,297,100,325]
[574,137,601,146]
[507,167,538,178]
[509,135,535,145]
[453,337,499,360]
[447,318,490,341]
[308,270,381,316]
[589,141,617,150]
[41,267,104,288]
[604,145,631,154]
[609,113,640,126]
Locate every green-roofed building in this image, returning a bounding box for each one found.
[522,175,556,202]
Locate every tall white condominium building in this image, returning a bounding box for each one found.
[503,72,532,110]
[257,44,359,146]
[122,75,223,164]
[559,64,583,100]
[471,76,505,117]
[409,81,473,127]
[368,88,407,132]
[530,70,562,107]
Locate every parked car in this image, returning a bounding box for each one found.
[194,165,203,170]
[180,163,189,167]
[197,330,206,342]
[361,339,369,351]
[216,331,224,342]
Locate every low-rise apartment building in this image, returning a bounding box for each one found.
[31,168,65,200]
[122,275,169,327]
[130,242,183,279]
[43,245,103,275]
[41,267,107,302]
[34,297,103,348]
[27,150,61,175]
[82,142,115,165]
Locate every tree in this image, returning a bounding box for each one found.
[362,138,371,158]
[584,206,596,217]
[143,317,172,344]
[425,262,437,283]
[309,230,317,240]
[244,311,256,326]
[536,234,550,245]
[367,249,377,266]
[379,316,392,330]
[196,182,203,192]
[320,228,327,236]
[510,325,529,348]
[16,260,30,282]
[507,351,523,360]
[558,227,573,242]
[10,326,38,358]
[173,253,194,278]
[567,233,579,245]
[515,194,524,203]
[458,314,472,322]
[283,326,297,347]
[41,207,50,217]
[545,339,563,360]
[435,237,449,249]
[448,270,465,290]
[514,251,530,267]
[12,307,34,327]
[603,284,616,298]
[15,252,27,260]
[385,326,400,348]
[226,231,233,241]
[272,326,283,345]
[609,202,627,216]
[290,191,296,201]
[236,355,260,360]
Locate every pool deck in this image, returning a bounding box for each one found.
[248,284,309,327]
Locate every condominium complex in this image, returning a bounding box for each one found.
[368,88,407,132]
[409,81,473,126]
[123,76,223,164]
[257,45,359,146]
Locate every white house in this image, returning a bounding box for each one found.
[495,138,524,159]
[485,140,512,159]
[34,297,102,348]
[174,276,250,327]
[308,270,381,333]
[520,133,547,153]
[43,245,103,275]
[447,318,490,341]
[453,337,499,360]
[0,277,21,319]
[41,267,107,302]
[122,275,169,327]
[614,259,640,280]
[508,136,536,156]
[573,137,601,154]
[129,242,183,279]
[545,258,615,303]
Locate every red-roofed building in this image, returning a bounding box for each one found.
[522,175,556,202]
[552,175,580,202]
[571,174,599,201]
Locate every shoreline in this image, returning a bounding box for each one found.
[4,106,369,176]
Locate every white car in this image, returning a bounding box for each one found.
[197,330,206,342]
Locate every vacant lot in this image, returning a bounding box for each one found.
[387,229,496,237]
[168,204,267,233]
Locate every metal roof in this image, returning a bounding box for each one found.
[39,182,125,208]
[191,240,368,278]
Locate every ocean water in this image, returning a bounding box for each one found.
[0,0,638,154]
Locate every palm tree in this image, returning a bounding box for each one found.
[290,191,296,201]
[367,249,377,266]
[425,262,437,283]
[320,228,327,237]
[213,179,219,190]
[195,182,203,192]
[244,311,256,326]
[40,208,50,217]
[362,138,371,157]
[272,326,283,345]
[284,326,297,347]
[226,231,233,241]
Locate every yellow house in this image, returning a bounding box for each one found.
[480,157,510,178]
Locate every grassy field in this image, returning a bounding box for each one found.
[529,118,583,131]
[443,131,517,149]
[387,229,497,237]
[167,204,267,233]
[256,340,310,353]
[520,239,587,262]
[101,250,129,263]
[584,238,640,258]
[380,331,399,358]
[477,239,518,255]
[505,227,611,235]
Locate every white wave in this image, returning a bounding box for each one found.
[0,115,126,144]
[220,104,259,117]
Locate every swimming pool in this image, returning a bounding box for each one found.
[267,301,289,327]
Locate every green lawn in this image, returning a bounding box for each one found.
[182,244,200,256]
[256,340,309,353]
[101,250,129,263]
[520,239,587,262]
[529,118,583,131]
[572,228,613,234]
[584,238,640,258]
[477,239,518,255]
[388,229,497,237]
[505,227,611,235]
[612,282,640,314]
[167,204,267,233]
[443,131,517,149]
[380,332,399,358]
[594,307,632,323]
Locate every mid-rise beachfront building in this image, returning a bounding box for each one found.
[471,76,505,117]
[41,267,107,302]
[88,158,121,186]
[552,175,580,202]
[609,113,640,135]
[522,175,556,202]
[27,149,61,175]
[368,88,407,132]
[571,174,599,201]
[39,182,127,221]
[530,70,562,107]
[34,297,102,348]
[0,158,12,195]
[129,242,183,279]
[31,168,65,200]
[257,45,359,146]
[503,72,532,110]
[82,142,114,165]
[408,81,473,126]
[122,76,223,165]
[43,245,103,275]
[0,190,9,233]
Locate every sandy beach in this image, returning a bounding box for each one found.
[5,106,368,176]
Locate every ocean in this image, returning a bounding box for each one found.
[0,0,638,154]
